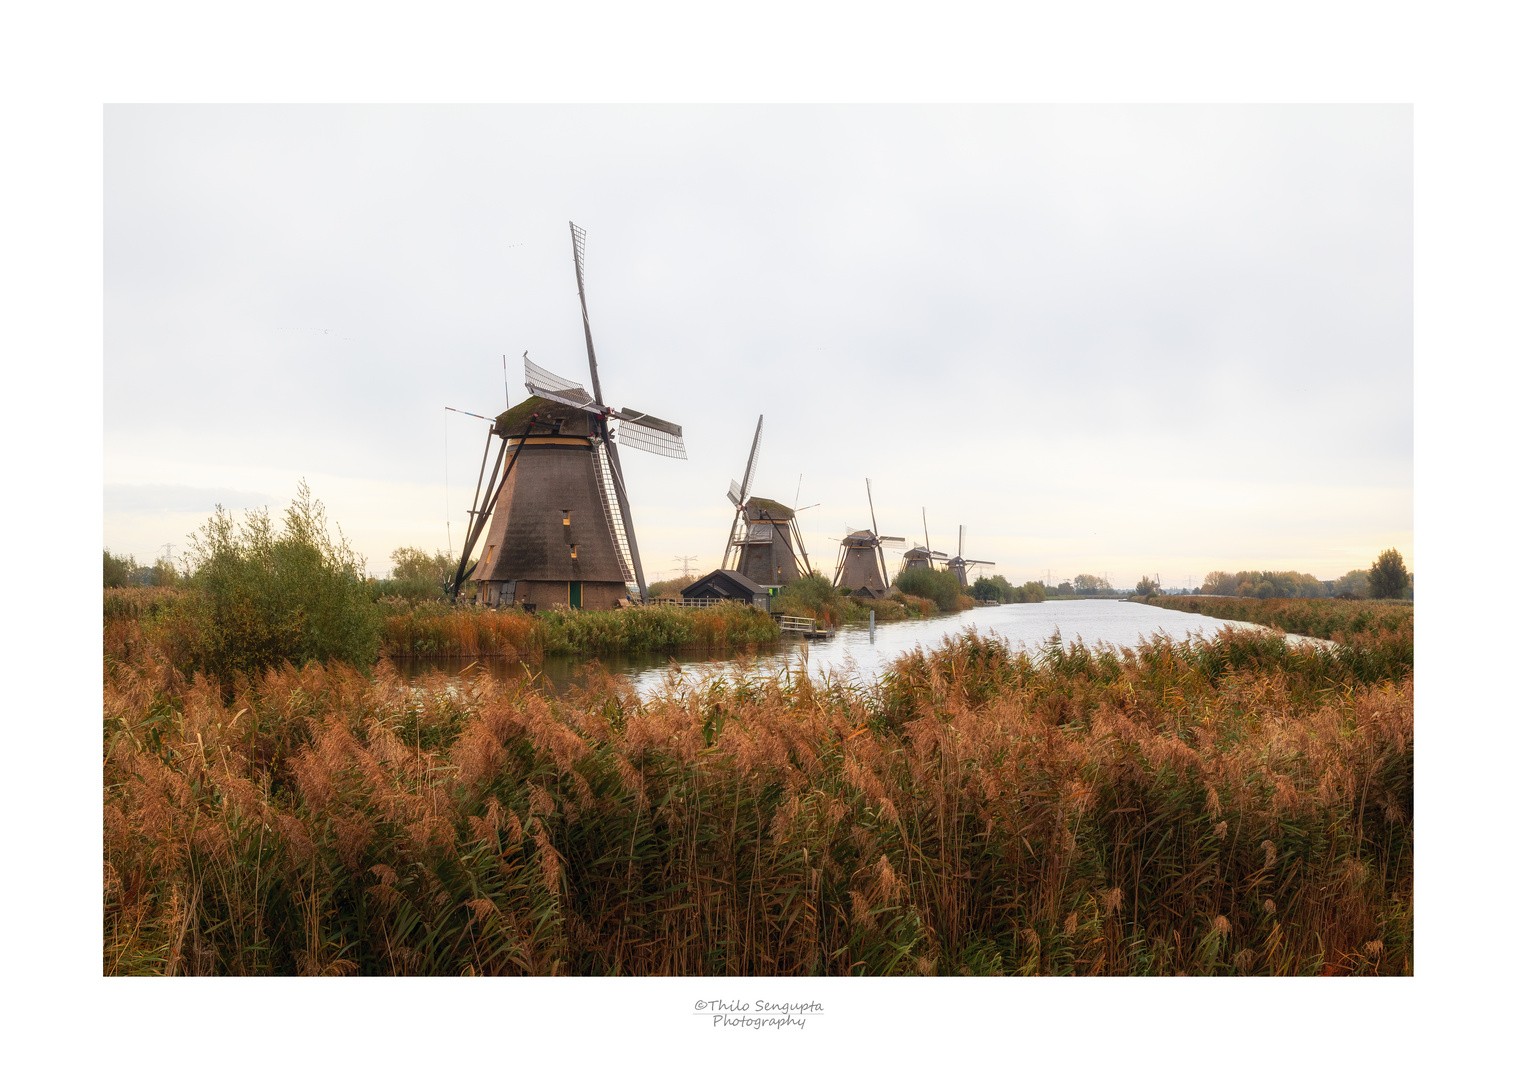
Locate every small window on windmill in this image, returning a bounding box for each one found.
[570,544,579,560]
[562,510,571,526]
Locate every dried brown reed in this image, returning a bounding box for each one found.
[104,624,1411,976]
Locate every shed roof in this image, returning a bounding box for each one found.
[681,568,770,600]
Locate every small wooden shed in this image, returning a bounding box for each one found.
[681,569,772,611]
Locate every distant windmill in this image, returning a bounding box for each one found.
[721,415,815,586]
[899,508,949,576]
[832,479,905,599]
[448,222,687,610]
[946,525,995,588]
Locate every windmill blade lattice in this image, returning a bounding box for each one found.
[525,356,596,405]
[739,416,763,504]
[615,411,687,459]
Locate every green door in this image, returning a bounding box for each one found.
[569,581,582,609]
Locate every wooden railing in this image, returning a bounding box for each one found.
[773,614,817,634]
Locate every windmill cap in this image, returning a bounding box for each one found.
[495,394,597,437]
[744,496,794,520]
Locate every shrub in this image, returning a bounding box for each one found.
[174,480,383,685]
[894,567,972,611]
[773,572,861,627]
[646,575,696,598]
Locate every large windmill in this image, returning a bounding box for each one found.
[899,508,949,576]
[946,525,995,588]
[720,416,815,587]
[447,222,686,610]
[832,479,905,599]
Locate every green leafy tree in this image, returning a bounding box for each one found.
[1020,580,1046,603]
[1134,575,1160,597]
[894,567,970,611]
[104,548,137,589]
[1333,569,1369,597]
[1072,573,1110,594]
[377,546,457,602]
[391,546,455,584]
[1367,548,1410,599]
[970,575,1007,602]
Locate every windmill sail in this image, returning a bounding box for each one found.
[524,356,597,409]
[615,410,687,459]
[722,416,764,569]
[739,417,763,502]
[592,439,636,584]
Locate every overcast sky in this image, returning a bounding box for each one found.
[104,105,1410,588]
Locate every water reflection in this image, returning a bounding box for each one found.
[396,599,1318,697]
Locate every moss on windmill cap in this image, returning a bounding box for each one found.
[494,394,597,437]
[745,496,795,519]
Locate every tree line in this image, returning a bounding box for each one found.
[1199,549,1410,600]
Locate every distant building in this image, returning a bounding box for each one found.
[681,569,772,611]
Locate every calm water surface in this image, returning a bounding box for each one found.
[400,599,1316,697]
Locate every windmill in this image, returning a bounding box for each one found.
[720,416,815,587]
[899,508,950,576]
[447,222,686,610]
[946,525,995,588]
[832,479,905,599]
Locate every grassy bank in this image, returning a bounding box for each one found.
[381,600,781,657]
[1138,595,1412,679]
[108,590,782,665]
[104,619,1411,976]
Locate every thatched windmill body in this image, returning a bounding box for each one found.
[447,223,686,610]
[721,416,814,588]
[832,479,904,599]
[899,508,949,576]
[946,525,995,588]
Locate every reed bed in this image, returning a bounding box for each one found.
[1140,595,1413,679]
[378,600,781,658]
[532,602,781,654]
[103,586,192,622]
[380,602,538,659]
[104,621,1411,976]
[107,592,782,668]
